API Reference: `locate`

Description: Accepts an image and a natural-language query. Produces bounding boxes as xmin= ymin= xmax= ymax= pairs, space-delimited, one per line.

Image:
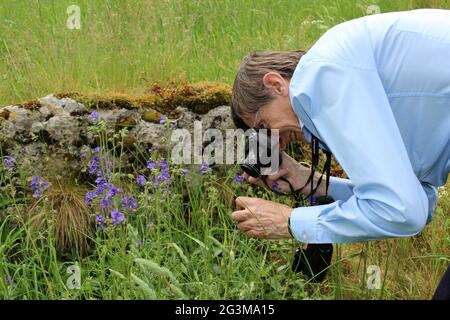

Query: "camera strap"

xmin=260 ymin=134 xmax=332 ymax=206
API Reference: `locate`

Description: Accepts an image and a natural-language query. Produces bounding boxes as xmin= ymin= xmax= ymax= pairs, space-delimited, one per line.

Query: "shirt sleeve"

xmin=328 ymin=176 xmax=354 ymax=202
xmin=289 ymin=59 xmax=430 ymax=243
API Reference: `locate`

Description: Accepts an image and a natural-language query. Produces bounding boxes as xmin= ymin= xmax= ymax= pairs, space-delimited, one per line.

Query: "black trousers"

xmin=432 ymin=265 xmax=450 ymax=300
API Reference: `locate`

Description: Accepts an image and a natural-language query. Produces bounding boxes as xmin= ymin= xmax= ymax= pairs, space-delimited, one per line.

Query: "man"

xmin=230 ymin=9 xmax=449 ymax=298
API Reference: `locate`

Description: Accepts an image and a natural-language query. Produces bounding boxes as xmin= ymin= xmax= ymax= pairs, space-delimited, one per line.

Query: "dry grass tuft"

xmin=27 ymin=182 xmax=94 ymax=257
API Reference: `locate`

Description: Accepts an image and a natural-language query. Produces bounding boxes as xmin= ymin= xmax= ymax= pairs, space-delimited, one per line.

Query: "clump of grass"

xmin=27 ymin=181 xmax=94 ymax=257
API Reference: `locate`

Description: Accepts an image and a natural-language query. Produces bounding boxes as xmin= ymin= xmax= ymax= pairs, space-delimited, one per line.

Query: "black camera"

xmin=239 ymin=129 xmax=334 ymax=283
xmin=240 ymin=129 xmax=282 ymax=179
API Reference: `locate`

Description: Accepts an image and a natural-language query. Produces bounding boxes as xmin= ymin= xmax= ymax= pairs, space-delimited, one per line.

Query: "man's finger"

xmin=235 ymin=196 xmax=259 ymax=210
xmin=266 ymin=168 xmax=289 ymax=183
xmin=231 ymin=209 xmax=252 ymax=222
xmin=237 ymin=219 xmax=254 ymax=231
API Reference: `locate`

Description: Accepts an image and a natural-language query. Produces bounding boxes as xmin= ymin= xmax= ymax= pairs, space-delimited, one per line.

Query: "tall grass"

xmin=1 ymin=0 xmax=449 ymax=105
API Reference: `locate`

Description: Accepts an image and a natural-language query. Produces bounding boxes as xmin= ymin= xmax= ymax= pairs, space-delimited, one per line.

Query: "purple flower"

xmin=93 ymin=146 xmax=100 ymax=153
xmin=121 ymin=196 xmax=138 ymax=210
xmin=159 ymin=159 xmax=168 ymax=170
xmin=136 ymin=175 xmax=146 ymax=187
xmin=233 ymin=174 xmax=245 ymax=183
xmin=271 ymin=183 xmax=280 ymax=192
xmin=306 ymin=196 xmax=318 ymax=206
xmin=88 ymin=156 xmax=100 ymax=175
xmin=95 ymin=214 xmax=107 ymax=230
xmin=30 ymin=176 xmax=50 ymax=199
xmin=106 ymin=185 xmax=123 ymax=200
xmin=100 ymin=196 xmax=114 ymax=210
xmin=147 ymin=160 xmax=156 ymax=170
xmin=85 ymin=191 xmax=97 ymax=208
xmin=156 ymin=169 xmax=171 ymax=185
xmin=110 ymin=208 xmax=125 ymax=225
xmin=159 ymin=115 xmax=167 ymax=125
xmin=170 ymin=120 xmax=177 ymax=127
xmin=182 ymin=168 xmax=188 ymax=175
xmin=200 ymin=162 xmax=212 ymax=176
xmin=89 ymin=111 xmax=99 ymax=122
xmin=136 ymin=239 xmax=142 ymax=246
xmin=4 ymin=156 xmax=14 ymax=169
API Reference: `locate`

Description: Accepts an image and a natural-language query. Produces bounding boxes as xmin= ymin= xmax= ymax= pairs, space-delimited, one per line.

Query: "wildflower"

xmin=147 ymin=160 xmax=156 ymax=170
xmin=121 ymin=196 xmax=138 ymax=210
xmin=30 ymin=176 xmax=50 ymax=199
xmin=85 ymin=191 xmax=97 ymax=208
xmin=159 ymin=159 xmax=168 ymax=170
xmin=233 ymin=174 xmax=245 ymax=183
xmin=306 ymin=196 xmax=318 ymax=206
xmin=136 ymin=175 xmax=146 ymax=187
xmin=136 ymin=239 xmax=142 ymax=246
xmin=182 ymin=168 xmax=188 ymax=175
xmin=156 ymin=168 xmax=171 ymax=185
xmin=159 ymin=115 xmax=168 ymax=125
xmin=170 ymin=120 xmax=177 ymax=127
xmin=106 ymin=185 xmax=123 ymax=200
xmin=95 ymin=214 xmax=107 ymax=230
xmin=88 ymin=111 xmax=99 ymax=122
xmin=271 ymin=183 xmax=280 ymax=192
xmin=100 ymin=196 xmax=114 ymax=210
xmin=200 ymin=162 xmax=212 ymax=176
xmin=93 ymin=146 xmax=100 ymax=153
xmin=4 ymin=156 xmax=14 ymax=169
xmin=110 ymin=208 xmax=125 ymax=225
xmin=88 ymin=156 xmax=100 ymax=175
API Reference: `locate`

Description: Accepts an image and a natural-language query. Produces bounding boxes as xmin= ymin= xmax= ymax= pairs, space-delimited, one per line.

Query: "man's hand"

xmin=242 ymin=151 xmax=327 ymax=197
xmin=231 ymin=196 xmax=293 ymax=239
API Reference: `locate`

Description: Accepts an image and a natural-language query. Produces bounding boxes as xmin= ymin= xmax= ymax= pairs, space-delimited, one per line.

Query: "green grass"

xmin=0 ymin=0 xmax=449 ymax=300
xmin=1 ymin=0 xmax=449 ymax=105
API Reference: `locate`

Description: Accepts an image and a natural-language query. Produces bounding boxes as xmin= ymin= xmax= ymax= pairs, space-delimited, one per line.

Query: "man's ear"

xmin=262 ymin=72 xmax=288 ymax=96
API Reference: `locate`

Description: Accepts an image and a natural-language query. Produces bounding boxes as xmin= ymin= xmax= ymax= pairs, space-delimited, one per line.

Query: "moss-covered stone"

xmin=142 ymin=110 xmax=163 ymax=123
xmin=116 ymin=117 xmax=137 ymax=128
xmin=17 ymin=99 xmax=42 ymax=111
xmin=53 ymin=81 xmax=231 ymax=115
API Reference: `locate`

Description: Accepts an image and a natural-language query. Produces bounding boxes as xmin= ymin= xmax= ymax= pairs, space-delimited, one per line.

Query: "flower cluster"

xmin=85 ymin=148 xmax=137 ymax=230
xmin=30 ymin=176 xmax=50 ymax=199
xmin=138 ymin=159 xmax=173 ymax=195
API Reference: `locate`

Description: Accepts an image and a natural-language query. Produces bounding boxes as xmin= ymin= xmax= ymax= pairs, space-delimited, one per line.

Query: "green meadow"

xmin=0 ymin=0 xmax=449 ymax=300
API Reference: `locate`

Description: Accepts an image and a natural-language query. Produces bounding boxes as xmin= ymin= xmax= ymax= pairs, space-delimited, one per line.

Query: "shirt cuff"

xmin=328 ymin=176 xmax=354 ymax=201
xmin=289 ymin=206 xmax=323 ymax=243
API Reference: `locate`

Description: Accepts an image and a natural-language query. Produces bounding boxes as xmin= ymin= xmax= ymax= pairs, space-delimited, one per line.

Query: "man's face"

xmin=241 ymin=75 xmax=306 ymax=150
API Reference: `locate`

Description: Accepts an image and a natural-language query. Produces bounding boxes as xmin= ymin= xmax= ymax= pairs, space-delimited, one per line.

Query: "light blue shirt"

xmin=289 ymin=9 xmax=450 ymax=243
